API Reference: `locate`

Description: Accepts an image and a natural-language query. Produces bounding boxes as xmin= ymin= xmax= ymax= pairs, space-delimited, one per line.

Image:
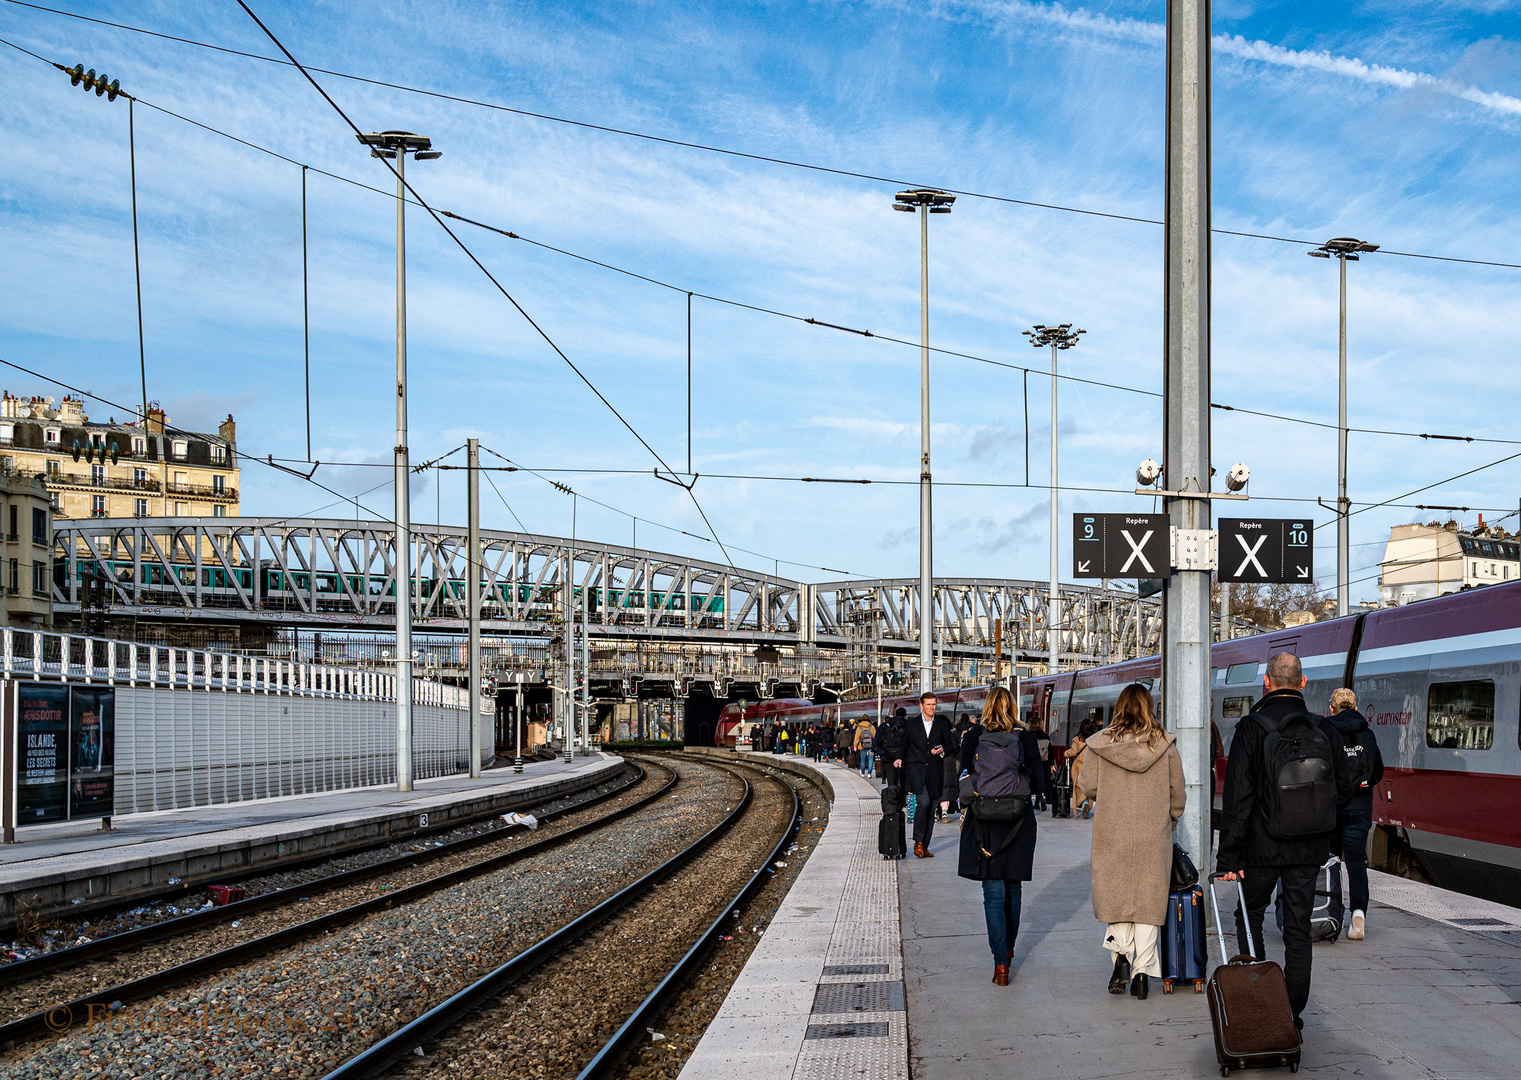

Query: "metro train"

xmin=721 ymin=579 xmax=1521 ymax=905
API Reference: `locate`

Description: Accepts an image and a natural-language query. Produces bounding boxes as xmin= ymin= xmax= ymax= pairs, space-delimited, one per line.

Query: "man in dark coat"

xmin=1326 ymin=687 xmax=1384 ymax=941
xmin=1217 ymin=652 xmax=1352 ymax=1030
xmin=894 ymin=690 xmax=956 ymax=857
xmin=878 ymin=708 xmax=907 ymax=792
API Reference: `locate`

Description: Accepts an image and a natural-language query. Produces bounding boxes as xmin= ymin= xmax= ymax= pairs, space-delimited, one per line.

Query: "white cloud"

xmin=918 ymin=0 xmax=1521 ymax=117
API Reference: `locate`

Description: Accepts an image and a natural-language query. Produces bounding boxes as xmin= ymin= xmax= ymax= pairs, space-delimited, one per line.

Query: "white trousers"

xmin=1104 ymin=921 xmax=1161 ymax=978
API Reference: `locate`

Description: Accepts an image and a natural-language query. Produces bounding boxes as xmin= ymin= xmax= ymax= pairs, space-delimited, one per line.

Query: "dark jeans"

xmin=912 ymin=780 xmax=936 ymax=844
xmin=1235 ymin=864 xmax=1317 ymax=1021
xmin=981 ymin=879 xmax=1023 ymax=963
xmin=1336 ymin=802 xmax=1373 ymax=913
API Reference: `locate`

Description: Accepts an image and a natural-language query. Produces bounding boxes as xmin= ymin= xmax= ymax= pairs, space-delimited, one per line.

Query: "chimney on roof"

xmin=218 ymin=414 xmax=236 ymax=450
xmin=146 ymin=404 xmax=166 ymax=435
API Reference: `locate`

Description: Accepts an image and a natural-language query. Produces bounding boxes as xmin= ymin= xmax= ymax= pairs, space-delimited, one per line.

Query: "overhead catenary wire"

xmin=7 ymin=0 xmax=1521 ymax=271
xmin=0 ymin=354 xmax=396 ymax=523
xmin=6 ymin=35 xmax=1512 ymax=452
xmin=227 ymin=0 xmax=742 ymax=572
xmin=475 ymin=447 xmax=861 ymax=578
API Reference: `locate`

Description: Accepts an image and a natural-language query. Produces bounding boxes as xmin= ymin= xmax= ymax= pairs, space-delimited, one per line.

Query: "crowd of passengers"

xmin=752 ymin=651 xmax=1385 ymax=1042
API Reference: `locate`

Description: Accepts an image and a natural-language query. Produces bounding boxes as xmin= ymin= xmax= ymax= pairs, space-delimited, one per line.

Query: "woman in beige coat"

xmin=1076 ymin=684 xmax=1185 ymax=1000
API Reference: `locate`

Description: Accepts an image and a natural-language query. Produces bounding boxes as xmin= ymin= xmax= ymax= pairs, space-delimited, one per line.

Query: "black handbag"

xmin=1171 ymin=842 xmax=1200 ymax=892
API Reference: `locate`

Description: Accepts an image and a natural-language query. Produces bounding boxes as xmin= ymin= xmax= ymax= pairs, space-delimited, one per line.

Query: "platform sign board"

xmin=11 ymin=683 xmax=115 ymax=825
xmin=1072 ymin=514 xmax=1171 ymax=579
xmin=17 ymin=683 xmax=68 ymax=824
xmin=1218 ymin=519 xmax=1314 ymax=584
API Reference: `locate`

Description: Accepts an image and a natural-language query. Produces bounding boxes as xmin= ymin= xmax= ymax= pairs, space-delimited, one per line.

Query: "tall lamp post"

xmin=357 ymin=130 xmax=442 ymax=792
xmin=892 ymin=187 xmax=955 ymax=693
xmin=1023 ymin=324 xmax=1084 ymax=674
xmin=1309 ymin=237 xmax=1378 ymax=618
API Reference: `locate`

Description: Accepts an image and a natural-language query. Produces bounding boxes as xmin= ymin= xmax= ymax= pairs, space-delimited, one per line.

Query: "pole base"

xmin=513 ymin=757 xmax=524 ymax=773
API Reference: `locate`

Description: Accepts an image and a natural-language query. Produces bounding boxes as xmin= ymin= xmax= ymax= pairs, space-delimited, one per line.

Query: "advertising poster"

xmin=69 ymin=687 xmax=115 ymax=818
xmin=17 ymin=683 xmax=69 ymax=824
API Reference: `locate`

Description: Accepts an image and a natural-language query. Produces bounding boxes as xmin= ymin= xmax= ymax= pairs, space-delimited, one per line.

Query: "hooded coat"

xmin=1077 ymin=728 xmax=1186 ymax=925
xmin=1327 ymin=707 xmax=1385 ymax=809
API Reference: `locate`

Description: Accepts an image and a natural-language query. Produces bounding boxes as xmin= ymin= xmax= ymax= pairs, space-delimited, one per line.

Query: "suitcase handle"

xmin=1206 ymin=873 xmax=1254 ymax=965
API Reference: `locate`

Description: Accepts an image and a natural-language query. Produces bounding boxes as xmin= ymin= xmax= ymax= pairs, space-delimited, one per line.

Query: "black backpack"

xmin=1340 ymin=733 xmax=1375 ymax=793
xmin=1259 ymin=711 xmax=1339 ymax=838
xmin=966 ymin=731 xmax=1031 ymax=858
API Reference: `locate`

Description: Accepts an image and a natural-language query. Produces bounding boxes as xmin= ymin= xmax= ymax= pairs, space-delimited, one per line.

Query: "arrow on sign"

xmin=1078 ymin=560 xmax=1091 ymax=574
xmin=1119 ymin=530 xmax=1155 ymax=574
xmin=1296 ymin=565 xmax=1311 ymax=579
xmin=1233 ymin=533 xmax=1269 ymax=578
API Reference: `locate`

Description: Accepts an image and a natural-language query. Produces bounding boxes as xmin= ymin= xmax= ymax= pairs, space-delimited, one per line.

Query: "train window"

xmin=1225 ymin=663 xmax=1260 ymax=685
xmin=1221 ymin=696 xmax=1253 ymax=720
xmin=1426 ymin=681 xmax=1494 ymax=751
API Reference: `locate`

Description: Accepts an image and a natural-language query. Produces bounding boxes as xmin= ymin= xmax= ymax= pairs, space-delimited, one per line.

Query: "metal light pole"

xmin=513 ymin=673 xmax=525 ymax=773
xmin=1310 ymin=237 xmax=1378 ymax=617
xmin=1023 ymin=324 xmax=1085 ymax=675
xmin=356 ymin=130 xmax=442 ymax=792
xmin=892 ymin=188 xmax=955 ymax=693
xmin=466 ymin=438 xmax=482 ymax=778
xmin=1163 ymin=0 xmax=1213 ymax=865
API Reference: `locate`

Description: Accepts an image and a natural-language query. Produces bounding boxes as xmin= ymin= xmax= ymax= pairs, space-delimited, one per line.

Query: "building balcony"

xmin=28 ymin=468 xmax=163 ymax=494
xmin=166 ymin=480 xmax=238 ymax=501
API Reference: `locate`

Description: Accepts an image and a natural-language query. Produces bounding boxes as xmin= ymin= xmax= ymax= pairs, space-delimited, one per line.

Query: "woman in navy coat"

xmin=958 ymin=684 xmax=1046 ymax=986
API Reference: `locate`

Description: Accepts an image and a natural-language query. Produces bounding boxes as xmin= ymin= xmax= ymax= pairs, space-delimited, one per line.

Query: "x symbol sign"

xmin=1234 ymin=534 xmax=1269 ymax=578
xmin=1119 ymin=530 xmax=1154 ymax=574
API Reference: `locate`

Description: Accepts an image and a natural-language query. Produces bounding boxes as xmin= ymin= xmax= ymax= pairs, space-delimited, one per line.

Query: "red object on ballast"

xmin=205 ymin=885 xmax=246 ymax=906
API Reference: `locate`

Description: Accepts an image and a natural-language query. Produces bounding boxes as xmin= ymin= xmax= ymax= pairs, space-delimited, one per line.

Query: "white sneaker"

xmin=1348 ymin=911 xmax=1365 ymax=940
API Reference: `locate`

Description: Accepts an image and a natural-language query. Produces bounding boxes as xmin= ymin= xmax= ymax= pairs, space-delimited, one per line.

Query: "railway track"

xmin=323 ymin=755 xmax=807 ymax=1080
xmin=0 ymin=761 xmax=678 ymax=1047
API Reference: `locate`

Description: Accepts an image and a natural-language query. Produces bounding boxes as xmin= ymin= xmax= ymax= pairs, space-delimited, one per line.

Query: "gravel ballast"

xmin=382 ymin=756 xmax=805 ymax=1080
xmin=1 ymin=757 xmax=741 ymax=1078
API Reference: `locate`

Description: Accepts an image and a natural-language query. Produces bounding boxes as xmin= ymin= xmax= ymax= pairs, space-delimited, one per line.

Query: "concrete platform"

xmin=682 ymin=753 xmax=1521 ymax=1080
xmin=681 ymin=752 xmax=909 ymax=1080
xmin=1 ymin=753 xmax=623 ymax=926
xmin=902 ymin=811 xmax=1521 ymax=1080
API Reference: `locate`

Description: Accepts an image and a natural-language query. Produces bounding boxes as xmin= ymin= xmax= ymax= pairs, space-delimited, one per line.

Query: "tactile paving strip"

xmin=793 ymin=766 xmax=909 ymax=1080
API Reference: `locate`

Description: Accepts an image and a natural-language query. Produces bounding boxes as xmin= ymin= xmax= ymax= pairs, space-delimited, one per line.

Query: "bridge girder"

xmin=53 ymin=517 xmax=1161 ymax=665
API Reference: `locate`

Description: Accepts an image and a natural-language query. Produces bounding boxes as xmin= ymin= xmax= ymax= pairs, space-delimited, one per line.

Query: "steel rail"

xmin=0 ymin=762 xmax=678 ymax=1047
xmin=576 ymin=759 xmax=804 ymax=1080
xmin=0 ymin=764 xmax=646 ymax=989
xmin=320 ymin=759 xmax=770 ymax=1080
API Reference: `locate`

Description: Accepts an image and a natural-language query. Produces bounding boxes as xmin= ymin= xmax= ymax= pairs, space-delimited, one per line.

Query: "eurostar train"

xmin=719 ymin=580 xmax=1521 ymax=904
xmin=1020 ymin=580 xmax=1521 ymax=904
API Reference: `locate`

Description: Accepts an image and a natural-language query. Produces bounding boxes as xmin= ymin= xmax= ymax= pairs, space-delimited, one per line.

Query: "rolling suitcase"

xmin=1161 ymin=886 xmax=1208 ymax=994
xmin=878 ymin=810 xmax=907 ymax=860
xmin=1207 ymin=876 xmax=1302 ymax=1076
xmin=1050 ymin=761 xmax=1073 ymax=818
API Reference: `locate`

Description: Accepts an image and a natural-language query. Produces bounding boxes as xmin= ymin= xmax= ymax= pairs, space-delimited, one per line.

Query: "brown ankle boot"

xmin=914 ymin=841 xmax=929 ymax=858
xmin=992 ymin=964 xmax=1009 ymax=986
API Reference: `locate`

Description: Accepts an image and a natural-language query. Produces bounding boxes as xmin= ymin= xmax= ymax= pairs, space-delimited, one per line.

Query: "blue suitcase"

xmin=1161 ymin=886 xmax=1208 ymax=994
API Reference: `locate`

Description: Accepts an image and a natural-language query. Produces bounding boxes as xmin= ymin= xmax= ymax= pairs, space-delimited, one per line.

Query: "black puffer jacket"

xmin=1327 ymin=708 xmax=1385 ymax=808
xmin=1216 ymin=688 xmax=1353 ymax=872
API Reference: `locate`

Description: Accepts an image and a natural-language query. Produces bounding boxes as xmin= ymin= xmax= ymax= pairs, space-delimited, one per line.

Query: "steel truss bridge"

xmin=53 ymin=517 xmax=1164 ymax=668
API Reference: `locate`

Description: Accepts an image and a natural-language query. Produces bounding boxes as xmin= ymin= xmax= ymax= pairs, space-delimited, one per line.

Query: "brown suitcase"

xmin=1206 ymin=877 xmax=1302 ymax=1076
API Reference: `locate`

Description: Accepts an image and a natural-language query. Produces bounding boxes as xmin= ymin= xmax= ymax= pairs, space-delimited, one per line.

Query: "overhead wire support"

xmin=229 ymin=0 xmax=739 ymax=573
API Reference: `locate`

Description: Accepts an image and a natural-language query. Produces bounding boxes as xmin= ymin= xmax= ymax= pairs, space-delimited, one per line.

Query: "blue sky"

xmin=3 ymin=0 xmax=1520 ymax=599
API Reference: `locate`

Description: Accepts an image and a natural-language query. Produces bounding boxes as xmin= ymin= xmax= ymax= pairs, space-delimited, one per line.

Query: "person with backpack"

xmin=957 ymin=685 xmax=1044 ymax=986
xmin=1327 ymin=687 xmax=1384 ymax=942
xmin=1076 ymin=684 xmax=1185 ymax=1000
xmin=856 ymin=718 xmax=876 ymax=777
xmin=1216 ymin=652 xmax=1352 ymax=1032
